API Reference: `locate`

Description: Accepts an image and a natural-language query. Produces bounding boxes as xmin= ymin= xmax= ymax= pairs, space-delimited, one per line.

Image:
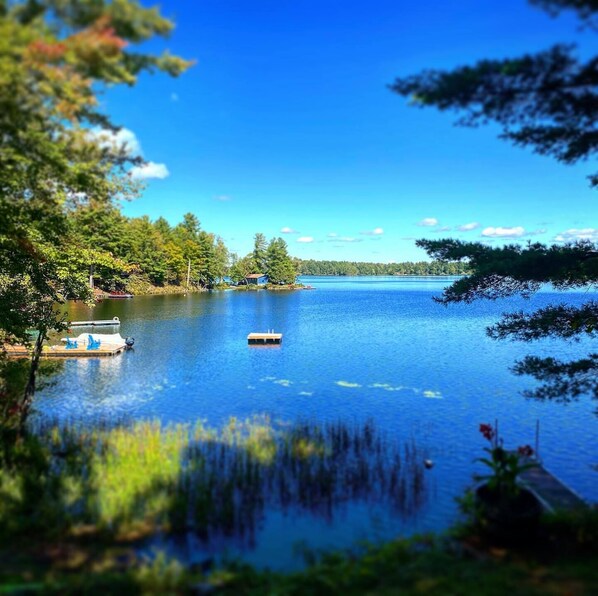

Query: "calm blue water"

xmin=33 ymin=276 xmax=597 ymax=569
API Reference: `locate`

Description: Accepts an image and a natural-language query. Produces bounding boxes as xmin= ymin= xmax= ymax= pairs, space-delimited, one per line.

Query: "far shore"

xmin=96 ymin=274 xmax=464 ymax=298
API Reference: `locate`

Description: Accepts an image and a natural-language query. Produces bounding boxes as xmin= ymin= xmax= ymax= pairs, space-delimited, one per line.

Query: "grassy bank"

xmin=1 ymin=513 xmax=596 ymax=594
xmin=117 ymin=277 xmax=306 ymax=296
xmin=123 ymin=275 xmax=206 ymax=296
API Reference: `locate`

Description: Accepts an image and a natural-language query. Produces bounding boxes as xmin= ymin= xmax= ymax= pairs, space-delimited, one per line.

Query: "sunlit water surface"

xmin=33 ymin=276 xmax=597 ymax=569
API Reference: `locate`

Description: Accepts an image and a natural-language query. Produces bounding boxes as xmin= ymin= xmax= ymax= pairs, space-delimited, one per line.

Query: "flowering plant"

xmin=475 ymin=423 xmax=535 ymax=500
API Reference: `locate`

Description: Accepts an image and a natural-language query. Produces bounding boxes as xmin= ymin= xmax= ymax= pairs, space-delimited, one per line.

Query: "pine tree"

xmin=266 ymin=238 xmax=297 ymax=285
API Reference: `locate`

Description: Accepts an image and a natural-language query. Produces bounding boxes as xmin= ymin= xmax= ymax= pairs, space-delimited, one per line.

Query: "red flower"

xmin=517 ymin=445 xmax=534 ymax=458
xmin=479 ymin=423 xmax=495 ymax=442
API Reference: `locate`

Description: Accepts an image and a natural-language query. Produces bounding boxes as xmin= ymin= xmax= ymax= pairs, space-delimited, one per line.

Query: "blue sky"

xmin=105 ymin=0 xmax=596 ymax=262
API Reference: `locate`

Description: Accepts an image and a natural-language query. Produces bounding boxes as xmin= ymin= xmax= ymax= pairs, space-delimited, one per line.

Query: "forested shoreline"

xmin=297 ymin=259 xmax=469 ymax=277
xmin=73 ymin=206 xmax=469 ymax=294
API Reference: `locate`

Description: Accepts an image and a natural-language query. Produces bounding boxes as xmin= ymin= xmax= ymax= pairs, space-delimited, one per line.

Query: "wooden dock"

xmin=247 ymin=332 xmax=283 ymax=345
xmin=4 ymin=344 xmax=126 ymax=359
xmin=520 ymin=461 xmax=587 ymax=512
xmin=69 ymin=317 xmax=120 ymax=327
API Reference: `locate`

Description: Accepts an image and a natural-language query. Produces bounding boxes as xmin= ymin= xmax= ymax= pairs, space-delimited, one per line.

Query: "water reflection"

xmin=24 ymin=415 xmax=431 ymax=565
xmin=177 ymin=418 xmax=430 ymax=549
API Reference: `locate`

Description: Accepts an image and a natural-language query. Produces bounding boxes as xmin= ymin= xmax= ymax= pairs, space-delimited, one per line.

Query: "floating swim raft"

xmin=247 ymin=331 xmax=283 ymax=345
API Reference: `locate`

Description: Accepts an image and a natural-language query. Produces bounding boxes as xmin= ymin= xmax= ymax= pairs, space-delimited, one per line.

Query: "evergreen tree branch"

xmin=389 ymin=44 xmax=598 ymax=185
xmin=513 ymin=354 xmax=598 ymax=402
xmin=488 ymin=301 xmax=598 ymax=340
xmin=417 ymin=239 xmax=598 ymax=303
xmin=530 ymin=0 xmax=598 ymax=30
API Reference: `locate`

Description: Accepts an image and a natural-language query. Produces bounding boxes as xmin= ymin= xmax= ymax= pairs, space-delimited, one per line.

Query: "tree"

xmin=171 ymin=215 xmax=226 ymax=288
xmin=196 ymin=231 xmax=218 ymax=288
xmin=162 ymin=240 xmax=186 ymax=285
xmin=0 ymin=0 xmax=192 ymax=421
xmin=253 ymin=233 xmax=268 ymax=273
xmin=176 ymin=213 xmax=201 ymax=243
xmin=390 ymin=0 xmax=597 ymax=404
xmin=265 ymin=237 xmax=297 ymax=285
xmin=154 ymin=217 xmax=173 ymax=241
xmin=127 ymin=217 xmax=169 ymax=285
xmin=229 ymin=253 xmax=254 ymax=284
xmin=213 ymin=236 xmax=229 ymax=283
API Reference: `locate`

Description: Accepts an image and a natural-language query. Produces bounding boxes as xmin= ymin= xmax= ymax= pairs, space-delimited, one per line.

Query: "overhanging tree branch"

xmin=513 ymin=354 xmax=598 ymax=402
xmin=488 ymin=302 xmax=598 ymax=341
xmin=390 ymin=44 xmax=598 ymax=186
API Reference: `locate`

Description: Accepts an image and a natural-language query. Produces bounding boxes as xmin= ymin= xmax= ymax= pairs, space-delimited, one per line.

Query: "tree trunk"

xmin=20 ymin=327 xmax=46 ymax=427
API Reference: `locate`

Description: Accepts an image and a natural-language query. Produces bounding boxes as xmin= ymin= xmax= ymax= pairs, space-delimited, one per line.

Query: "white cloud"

xmin=554 ymin=228 xmax=598 ymax=242
xmin=215 ymin=195 xmax=231 ymax=201
xmin=297 ymin=236 xmax=314 ymax=243
xmin=281 ymin=226 xmax=298 ymax=234
xmin=481 ymin=226 xmax=525 ymax=238
xmin=327 ymin=232 xmax=338 ymax=238
xmin=130 ymin=161 xmax=170 ymax=180
xmin=458 ymin=222 xmax=480 ymax=232
xmin=361 ymin=227 xmax=384 ymax=236
xmin=90 ymin=127 xmax=141 ymax=156
xmin=418 ymin=217 xmax=438 ymax=227
xmin=434 ymin=226 xmax=452 ymax=233
xmin=91 ymin=127 xmax=170 ymax=182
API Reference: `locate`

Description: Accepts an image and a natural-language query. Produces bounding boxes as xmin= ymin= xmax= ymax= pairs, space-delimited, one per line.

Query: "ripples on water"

xmin=33 ymin=276 xmax=597 ymax=568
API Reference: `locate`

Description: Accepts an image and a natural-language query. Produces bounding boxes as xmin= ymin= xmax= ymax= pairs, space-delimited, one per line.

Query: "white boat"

xmin=61 ymin=333 xmax=132 ymax=347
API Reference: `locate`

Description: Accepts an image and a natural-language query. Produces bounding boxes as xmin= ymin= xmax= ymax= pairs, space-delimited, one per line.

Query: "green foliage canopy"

xmin=265 ymin=237 xmax=297 ymax=284
xmin=0 ymin=0 xmax=192 ymax=415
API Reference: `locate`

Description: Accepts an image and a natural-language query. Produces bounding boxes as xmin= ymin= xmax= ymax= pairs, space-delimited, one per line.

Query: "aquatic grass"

xmin=0 ymin=416 xmax=431 ymax=550
xmin=89 ymin=421 xmax=190 ymax=531
xmin=178 ymin=418 xmax=430 ymax=544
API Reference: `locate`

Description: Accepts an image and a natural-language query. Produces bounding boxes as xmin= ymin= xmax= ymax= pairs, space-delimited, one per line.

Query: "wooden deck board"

xmin=5 ymin=344 xmax=125 ymax=358
xmin=520 ymin=461 xmax=587 ymax=512
xmin=247 ymin=332 xmax=283 ymax=344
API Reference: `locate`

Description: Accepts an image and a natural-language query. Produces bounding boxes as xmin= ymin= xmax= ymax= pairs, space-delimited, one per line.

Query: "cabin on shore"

xmin=245 ymin=273 xmax=268 ymax=285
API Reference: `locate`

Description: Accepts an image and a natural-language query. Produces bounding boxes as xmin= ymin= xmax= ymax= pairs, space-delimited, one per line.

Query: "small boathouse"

xmin=245 ymin=273 xmax=268 ymax=285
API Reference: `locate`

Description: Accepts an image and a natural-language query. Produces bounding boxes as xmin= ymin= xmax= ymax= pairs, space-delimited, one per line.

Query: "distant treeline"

xmin=73 ymin=205 xmax=468 ymax=292
xmin=73 ymin=206 xmax=298 ymax=290
xmin=297 ymin=259 xmax=470 ymax=277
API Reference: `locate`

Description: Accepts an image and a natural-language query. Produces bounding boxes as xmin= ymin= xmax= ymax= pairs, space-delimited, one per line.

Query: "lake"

xmin=33 ymin=276 xmax=597 ymax=569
